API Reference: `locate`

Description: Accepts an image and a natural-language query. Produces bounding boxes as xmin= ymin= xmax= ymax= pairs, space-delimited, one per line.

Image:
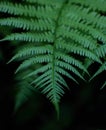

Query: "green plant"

xmin=0 ymin=0 xmax=106 ymax=116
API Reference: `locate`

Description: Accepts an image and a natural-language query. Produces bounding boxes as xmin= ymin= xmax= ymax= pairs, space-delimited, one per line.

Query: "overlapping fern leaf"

xmin=0 ymin=0 xmax=106 ymax=114
xmin=90 ymin=44 xmax=106 ymax=89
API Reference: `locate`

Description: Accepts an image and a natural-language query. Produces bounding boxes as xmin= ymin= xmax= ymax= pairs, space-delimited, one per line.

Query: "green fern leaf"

xmin=55 ymin=60 xmax=85 ymax=80
xmin=8 ymin=44 xmax=53 ymax=63
xmin=69 ymin=0 xmax=106 ymax=12
xmin=95 ymin=44 xmax=106 ymax=58
xmin=61 ymin=4 xmax=106 ymax=29
xmin=90 ymin=61 xmax=106 ymax=80
xmin=15 ymin=55 xmax=52 ymax=73
xmin=0 ymin=2 xmax=57 ymax=19
xmin=61 ymin=19 xmax=106 ymax=44
xmin=2 ymin=32 xmax=54 ymax=43
xmin=0 ymin=0 xmax=106 ymax=114
xmin=56 ymin=42 xmax=101 ymax=63
xmin=100 ymin=81 xmax=106 ymax=90
xmin=0 ymin=18 xmax=55 ymax=31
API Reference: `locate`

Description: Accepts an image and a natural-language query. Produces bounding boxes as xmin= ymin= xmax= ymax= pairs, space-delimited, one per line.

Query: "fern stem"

xmin=51 ymin=0 xmax=68 ymax=117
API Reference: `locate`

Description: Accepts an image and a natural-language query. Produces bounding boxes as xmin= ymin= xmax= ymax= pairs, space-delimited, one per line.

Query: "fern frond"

xmin=31 ymin=70 xmax=52 ymax=84
xmin=24 ymin=63 xmax=52 ymax=79
xmin=8 ymin=44 xmax=53 ymax=63
xmin=55 ymin=67 xmax=78 ymax=84
xmin=95 ymin=44 xmax=106 ymax=58
xmin=100 ymin=81 xmax=106 ymax=90
xmin=60 ymin=20 xmax=106 ymax=44
xmin=61 ymin=5 xmax=106 ymax=29
xmin=16 ymin=55 xmax=52 ymax=73
xmin=56 ymin=60 xmax=85 ymax=80
xmin=69 ymin=0 xmax=106 ymax=12
xmin=56 ymin=52 xmax=89 ymax=74
xmin=2 ymin=32 xmax=54 ymax=43
xmin=56 ymin=42 xmax=101 ymax=63
xmin=57 ymin=29 xmax=97 ymax=49
xmin=0 ymin=0 xmax=106 ymax=113
xmin=14 ymin=68 xmax=37 ymax=112
xmin=30 ymin=69 xmax=67 ymax=116
xmin=32 ymin=71 xmax=68 ymax=90
xmin=35 ymin=75 xmax=51 ymax=87
xmin=90 ymin=61 xmax=106 ymax=80
xmin=0 ymin=2 xmax=57 ymax=19
xmin=0 ymin=18 xmax=55 ymax=31
xmin=14 ymin=83 xmax=34 ymax=112
xmin=55 ymin=73 xmax=68 ymax=89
